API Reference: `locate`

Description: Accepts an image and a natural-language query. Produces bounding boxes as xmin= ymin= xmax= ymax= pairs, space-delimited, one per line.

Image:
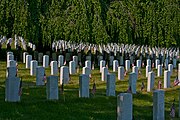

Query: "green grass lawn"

xmin=0 ymin=61 xmax=180 ymax=120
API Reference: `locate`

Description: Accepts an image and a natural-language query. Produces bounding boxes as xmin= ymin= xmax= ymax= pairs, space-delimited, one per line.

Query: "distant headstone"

xmin=157 ymin=65 xmax=163 ymax=77
xmin=30 ymin=60 xmax=38 ymax=76
xmin=117 ymin=93 xmax=132 ymax=120
xmin=164 ymin=71 xmax=170 ymax=88
xmin=146 ymin=66 xmax=151 ymax=77
xmin=164 ymin=59 xmax=168 ymax=70
xmin=69 ymin=61 xmax=76 ymax=75
xmin=52 ymin=53 xmax=57 ymax=61
xmin=7 ymin=60 xmax=16 ymax=68
xmin=79 ymin=74 xmax=89 ymax=98
xmin=147 ymin=71 xmax=155 ymax=92
xmin=102 ymin=67 xmax=108 ymax=81
xmin=7 ymin=54 xmax=14 ymax=64
xmin=46 ymin=76 xmax=59 ymax=100
xmin=36 ymin=66 xmax=45 ymax=86
xmin=129 ymin=72 xmax=137 ymax=94
xmin=26 ymin=55 xmax=32 ymax=68
xmin=153 ymin=90 xmax=164 ymax=120
xmin=82 ymin=67 xmax=91 ymax=76
xmin=106 ymin=74 xmax=116 ymax=96
xmin=168 ymin=64 xmax=173 ymax=76
xmin=100 ymin=60 xmax=106 ymax=73
xmin=125 ymin=60 xmax=130 ymax=71
xmin=155 ymin=59 xmax=160 ymax=69
xmin=98 ymin=56 xmax=103 ymax=66
xmin=43 ymin=55 xmax=49 ymax=68
xmin=51 ymin=61 xmax=58 ymax=75
xmin=38 ymin=53 xmax=43 ymax=63
xmin=136 ymin=60 xmax=141 ymax=69
xmin=73 ymin=56 xmax=78 ymax=68
xmin=113 ymin=60 xmax=118 ymax=72
xmin=58 ymin=55 xmax=64 ymax=67
xmin=85 ymin=60 xmax=91 ymax=69
xmin=23 ymin=52 xmax=28 ymax=63
xmin=60 ymin=66 xmax=69 ymax=85
xmin=132 ymin=66 xmax=138 ymax=79
xmin=147 ymin=59 xmax=151 ymax=67
xmin=118 ymin=66 xmax=124 ymax=80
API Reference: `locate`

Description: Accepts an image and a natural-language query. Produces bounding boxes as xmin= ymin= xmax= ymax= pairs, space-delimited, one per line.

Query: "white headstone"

xmin=69 ymin=61 xmax=76 ymax=75
xmin=125 ymin=60 xmax=130 ymax=71
xmin=26 ymin=55 xmax=32 ymax=68
xmin=58 ymin=55 xmax=64 ymax=67
xmin=36 ymin=66 xmax=45 ymax=86
xmin=118 ymin=66 xmax=124 ymax=80
xmin=79 ymin=74 xmax=89 ymax=98
xmin=43 ymin=55 xmax=49 ymax=68
xmin=164 ymin=71 xmax=170 ymax=88
xmin=146 ymin=66 xmax=151 ymax=77
xmin=164 ymin=59 xmax=168 ymax=69
xmin=168 ymin=64 xmax=173 ymax=76
xmin=157 ymin=65 xmax=163 ymax=77
xmin=100 ymin=60 xmax=106 ymax=73
xmin=23 ymin=52 xmax=28 ymax=63
xmin=51 ymin=61 xmax=58 ymax=75
xmin=153 ymin=90 xmax=164 ymax=120
xmin=60 ymin=66 xmax=69 ymax=85
xmin=98 ymin=56 xmax=103 ymax=66
xmin=102 ymin=67 xmax=108 ymax=81
xmin=147 ymin=71 xmax=155 ymax=92
xmin=46 ymin=76 xmax=59 ymax=100
xmin=129 ymin=72 xmax=137 ymax=94
xmin=147 ymin=59 xmax=151 ymax=67
xmin=136 ymin=60 xmax=141 ymax=69
xmin=113 ymin=60 xmax=119 ymax=72
xmin=155 ymin=59 xmax=160 ymax=69
xmin=132 ymin=66 xmax=138 ymax=79
xmin=7 ymin=60 xmax=16 ymax=68
xmin=30 ymin=60 xmax=38 ymax=76
xmin=82 ymin=67 xmax=91 ymax=75
xmin=73 ymin=56 xmax=78 ymax=68
xmin=106 ymin=74 xmax=116 ymax=96
xmin=5 ymin=77 xmax=20 ymax=102
xmin=85 ymin=60 xmax=91 ymax=69
xmin=7 ymin=54 xmax=14 ymax=64
xmin=117 ymin=93 xmax=132 ymax=120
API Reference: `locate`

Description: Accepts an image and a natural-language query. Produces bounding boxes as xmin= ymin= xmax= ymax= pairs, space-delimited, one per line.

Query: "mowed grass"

xmin=0 ymin=61 xmax=180 ymax=120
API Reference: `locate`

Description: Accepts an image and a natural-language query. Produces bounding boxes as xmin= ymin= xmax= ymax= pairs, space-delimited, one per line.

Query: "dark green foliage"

xmin=0 ymin=0 xmax=179 ymax=47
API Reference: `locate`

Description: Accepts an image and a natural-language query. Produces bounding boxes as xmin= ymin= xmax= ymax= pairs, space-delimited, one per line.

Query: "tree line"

xmin=0 ymin=0 xmax=179 ymax=51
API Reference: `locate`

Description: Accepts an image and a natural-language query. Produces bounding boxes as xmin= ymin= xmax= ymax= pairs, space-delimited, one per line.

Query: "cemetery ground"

xmin=0 ymin=61 xmax=180 ymax=120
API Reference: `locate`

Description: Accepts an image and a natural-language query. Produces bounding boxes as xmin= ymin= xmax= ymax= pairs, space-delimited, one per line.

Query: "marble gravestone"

xmin=132 ymin=66 xmax=138 ymax=79
xmin=5 ymin=77 xmax=20 ymax=102
xmin=46 ymin=76 xmax=59 ymax=100
xmin=7 ymin=60 xmax=16 ymax=68
xmin=155 ymin=59 xmax=160 ymax=69
xmin=136 ymin=60 xmax=141 ymax=69
xmin=117 ymin=93 xmax=132 ymax=120
xmin=157 ymin=65 xmax=163 ymax=77
xmin=30 ymin=60 xmax=38 ymax=76
xmin=36 ymin=66 xmax=45 ymax=86
xmin=58 ymin=55 xmax=64 ymax=67
xmin=43 ymin=55 xmax=49 ymax=68
xmin=60 ymin=66 xmax=69 ymax=85
xmin=118 ymin=66 xmax=124 ymax=80
xmin=164 ymin=71 xmax=170 ymax=88
xmin=82 ymin=67 xmax=91 ymax=76
xmin=6 ymin=67 xmax=17 ymax=78
xmin=125 ymin=60 xmax=130 ymax=72
xmin=69 ymin=61 xmax=76 ymax=75
xmin=168 ymin=64 xmax=173 ymax=76
xmin=129 ymin=72 xmax=137 ymax=94
xmin=102 ymin=67 xmax=108 ymax=82
xmin=73 ymin=56 xmax=78 ymax=68
xmin=153 ymin=90 xmax=164 ymax=120
xmin=79 ymin=74 xmax=89 ymax=98
xmin=23 ymin=52 xmax=28 ymax=63
xmin=26 ymin=55 xmax=32 ymax=69
xmin=147 ymin=59 xmax=151 ymax=67
xmin=146 ymin=66 xmax=151 ymax=77
xmin=7 ymin=54 xmax=14 ymax=64
xmin=147 ymin=71 xmax=155 ymax=92
xmin=113 ymin=60 xmax=118 ymax=72
xmin=100 ymin=60 xmax=106 ymax=73
xmin=106 ymin=73 xmax=116 ymax=96
xmin=51 ymin=61 xmax=58 ymax=75
xmin=85 ymin=60 xmax=91 ymax=69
